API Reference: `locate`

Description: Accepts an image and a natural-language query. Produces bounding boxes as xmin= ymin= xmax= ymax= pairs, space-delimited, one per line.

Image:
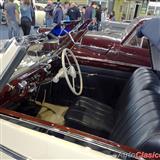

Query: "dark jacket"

xmin=84 ymin=6 xmax=94 ymax=20
xmin=67 ymin=6 xmax=80 ymax=20
xmin=44 ymin=4 xmax=54 ymax=17
xmin=96 ymin=8 xmax=101 ymax=22
xmin=53 ymin=6 xmax=63 ymax=24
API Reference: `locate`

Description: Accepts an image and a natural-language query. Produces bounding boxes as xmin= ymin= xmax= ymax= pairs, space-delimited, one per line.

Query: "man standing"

xmin=44 ymin=0 xmax=54 ymax=27
xmin=96 ymin=4 xmax=102 ymax=31
xmin=4 ymin=0 xmax=20 ymax=39
xmin=0 ymin=0 xmax=3 ymax=25
xmin=84 ymin=1 xmax=97 ymax=30
xmin=53 ymin=3 xmax=63 ymax=24
xmin=67 ymin=3 xmax=80 ymax=21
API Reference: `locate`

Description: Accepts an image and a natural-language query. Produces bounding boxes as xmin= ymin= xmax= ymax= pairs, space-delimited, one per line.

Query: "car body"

xmin=0 ymin=20 xmax=159 ymax=160
xmin=71 ymin=17 xmax=152 ymax=72
xmin=39 ymin=17 xmax=152 ymax=72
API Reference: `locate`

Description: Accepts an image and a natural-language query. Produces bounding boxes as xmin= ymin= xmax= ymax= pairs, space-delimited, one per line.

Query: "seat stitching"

xmin=112 ymin=100 xmax=160 ymax=140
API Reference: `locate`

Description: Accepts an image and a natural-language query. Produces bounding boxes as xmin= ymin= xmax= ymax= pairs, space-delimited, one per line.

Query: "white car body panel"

xmin=0 ymin=119 xmax=120 ymax=160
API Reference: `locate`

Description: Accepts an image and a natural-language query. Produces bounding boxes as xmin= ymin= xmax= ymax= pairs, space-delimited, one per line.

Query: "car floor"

xmin=35 ymin=101 xmax=69 ymax=125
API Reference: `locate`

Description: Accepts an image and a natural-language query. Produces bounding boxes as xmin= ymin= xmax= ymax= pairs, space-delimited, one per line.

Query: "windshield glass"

xmin=87 ymin=17 xmax=146 ymax=40
xmin=0 ymin=36 xmax=59 ymax=92
xmin=0 ymin=38 xmax=20 ymax=79
xmin=0 ymin=20 xmax=92 ymax=91
xmin=121 ymin=17 xmax=152 ymax=40
xmin=11 ymin=44 xmax=53 ymax=79
xmin=121 ymin=18 xmax=140 ymax=38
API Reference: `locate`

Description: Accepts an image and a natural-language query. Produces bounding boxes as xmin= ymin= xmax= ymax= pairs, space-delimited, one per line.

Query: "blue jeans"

xmin=8 ymin=21 xmax=20 ymax=39
xmin=46 ymin=17 xmax=53 ymax=27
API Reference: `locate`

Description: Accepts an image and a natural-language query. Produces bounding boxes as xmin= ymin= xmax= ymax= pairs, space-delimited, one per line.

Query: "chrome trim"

xmin=0 ymin=144 xmax=31 ymax=160
xmin=75 ymin=55 xmax=150 ymax=69
xmin=77 ymin=44 xmax=110 ymax=52
xmin=0 ymin=114 xmax=144 ymax=160
xmin=86 ymin=33 xmax=122 ymax=41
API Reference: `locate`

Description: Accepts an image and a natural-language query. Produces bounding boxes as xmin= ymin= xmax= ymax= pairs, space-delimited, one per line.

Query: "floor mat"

xmin=35 ymin=101 xmax=68 ymax=125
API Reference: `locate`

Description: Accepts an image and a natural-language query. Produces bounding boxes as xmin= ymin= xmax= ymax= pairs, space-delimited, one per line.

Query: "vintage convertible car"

xmin=0 ymin=20 xmax=160 ymax=160
xmin=38 ymin=17 xmax=152 ymax=72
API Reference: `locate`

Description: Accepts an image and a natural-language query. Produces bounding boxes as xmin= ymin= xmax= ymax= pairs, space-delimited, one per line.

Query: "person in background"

xmin=29 ymin=0 xmax=36 ymax=34
xmin=0 ymin=0 xmax=3 ymax=24
xmin=53 ymin=2 xmax=63 ymax=24
xmin=109 ymin=10 xmax=115 ymax=21
xmin=95 ymin=4 xmax=101 ymax=31
xmin=121 ymin=13 xmax=126 ymax=21
xmin=84 ymin=1 xmax=97 ymax=30
xmin=4 ymin=0 xmax=20 ymax=38
xmin=63 ymin=1 xmax=70 ymax=21
xmin=31 ymin=1 xmax=35 ymax=27
xmin=20 ymin=0 xmax=33 ymax=35
xmin=44 ymin=0 xmax=53 ymax=27
xmin=81 ymin=6 xmax=86 ymax=23
xmin=67 ymin=2 xmax=80 ymax=21
xmin=101 ymin=7 xmax=107 ymax=21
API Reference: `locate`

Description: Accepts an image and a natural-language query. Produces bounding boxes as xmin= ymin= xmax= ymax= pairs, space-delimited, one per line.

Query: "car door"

xmin=108 ymin=30 xmax=151 ymax=68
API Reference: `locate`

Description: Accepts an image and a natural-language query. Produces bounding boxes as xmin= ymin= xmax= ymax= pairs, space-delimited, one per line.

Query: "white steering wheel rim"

xmin=62 ymin=48 xmax=83 ymax=96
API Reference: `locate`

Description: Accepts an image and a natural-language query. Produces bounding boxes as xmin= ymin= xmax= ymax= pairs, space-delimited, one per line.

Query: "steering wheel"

xmin=62 ymin=48 xmax=83 ymax=96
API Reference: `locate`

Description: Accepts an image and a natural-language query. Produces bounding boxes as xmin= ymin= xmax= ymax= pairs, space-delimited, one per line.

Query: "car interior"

xmin=1 ymin=21 xmax=160 ymax=154
xmin=126 ymin=30 xmax=150 ymax=49
xmin=3 ymin=46 xmax=160 ymax=154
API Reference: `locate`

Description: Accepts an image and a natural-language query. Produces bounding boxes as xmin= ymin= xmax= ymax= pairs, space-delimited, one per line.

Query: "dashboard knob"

xmin=28 ymin=83 xmax=37 ymax=93
xmin=18 ymin=81 xmax=28 ymax=89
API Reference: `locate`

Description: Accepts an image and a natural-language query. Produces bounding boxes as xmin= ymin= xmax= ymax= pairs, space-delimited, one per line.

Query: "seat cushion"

xmin=65 ymin=96 xmax=114 ymax=137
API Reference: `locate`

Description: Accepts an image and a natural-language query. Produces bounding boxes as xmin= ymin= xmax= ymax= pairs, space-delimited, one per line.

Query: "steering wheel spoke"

xmin=72 ymin=77 xmax=75 ymax=90
xmin=62 ymin=48 xmax=83 ymax=95
xmin=65 ymin=54 xmax=72 ymax=66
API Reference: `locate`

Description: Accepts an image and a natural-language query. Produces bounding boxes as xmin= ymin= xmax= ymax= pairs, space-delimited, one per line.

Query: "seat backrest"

xmin=111 ymin=90 xmax=160 ymax=153
xmin=116 ymin=67 xmax=160 ymax=110
xmin=111 ymin=67 xmax=160 ymax=153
